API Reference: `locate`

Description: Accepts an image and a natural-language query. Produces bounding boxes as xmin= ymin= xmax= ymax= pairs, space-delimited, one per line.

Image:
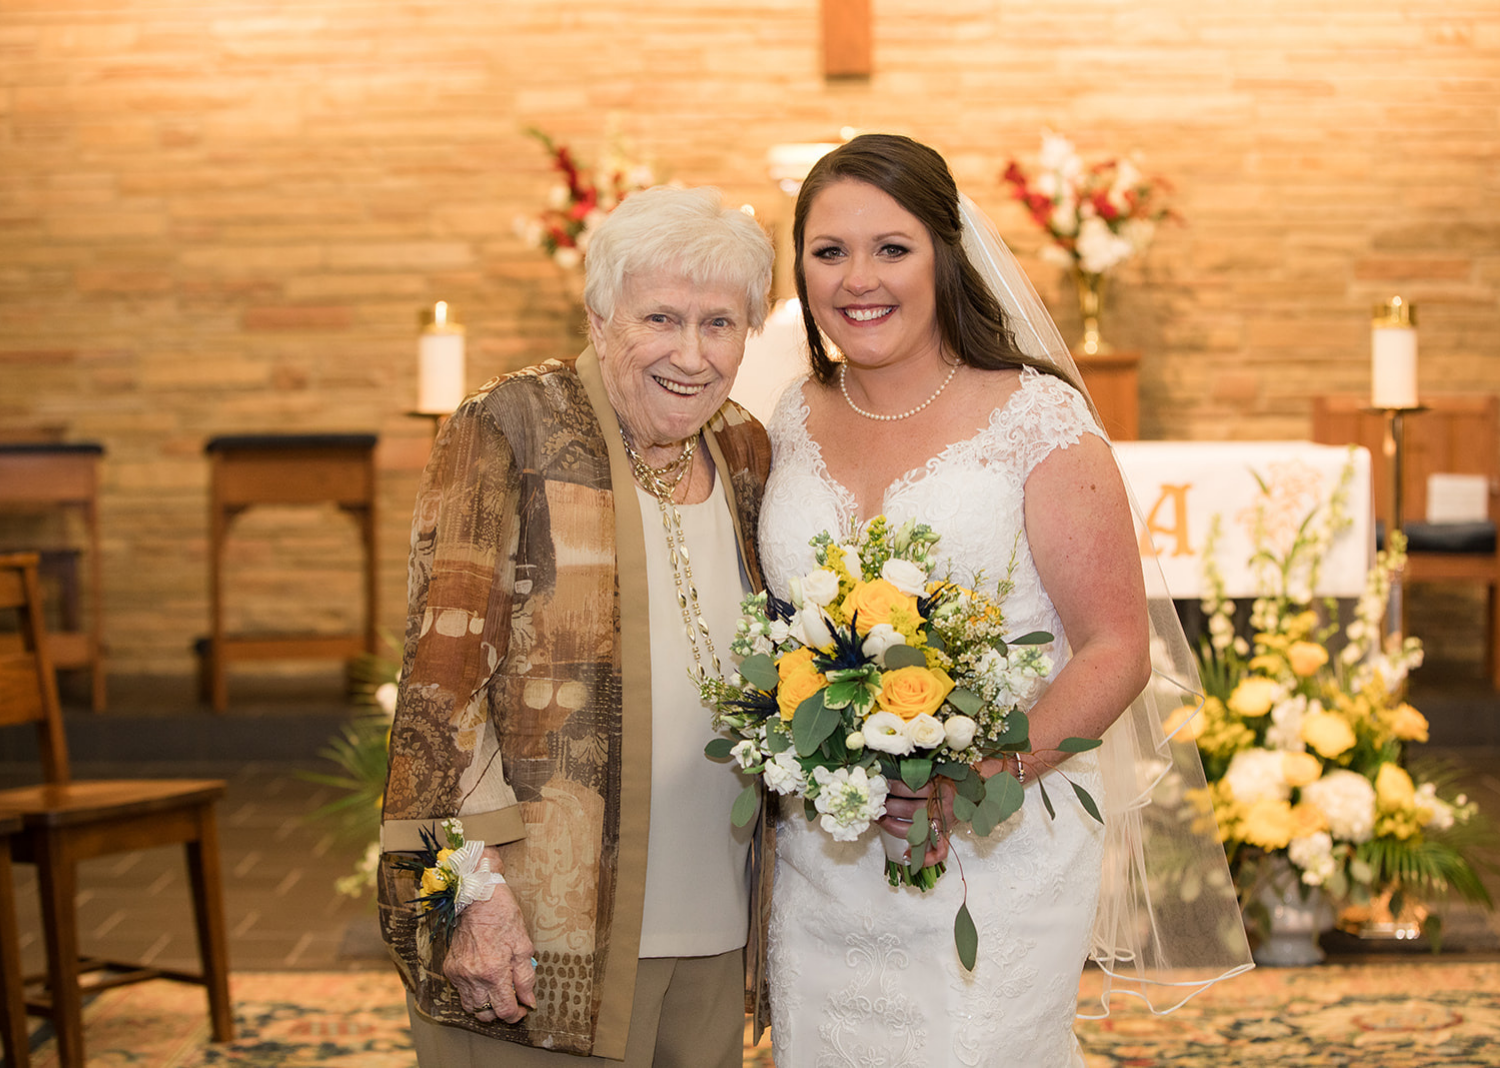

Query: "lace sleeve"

xmin=1001 ymin=369 xmax=1108 ymax=483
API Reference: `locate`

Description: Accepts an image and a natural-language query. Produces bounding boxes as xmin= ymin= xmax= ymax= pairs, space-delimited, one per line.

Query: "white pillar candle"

xmin=418 ymin=301 xmax=466 ymax=414
xmin=1370 ymin=297 xmax=1417 ymax=410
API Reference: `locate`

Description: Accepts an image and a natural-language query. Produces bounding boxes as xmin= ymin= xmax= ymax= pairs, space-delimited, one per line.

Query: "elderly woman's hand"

xmin=877 ymin=778 xmax=958 ymax=867
xmin=442 ymin=849 xmax=537 ymax=1024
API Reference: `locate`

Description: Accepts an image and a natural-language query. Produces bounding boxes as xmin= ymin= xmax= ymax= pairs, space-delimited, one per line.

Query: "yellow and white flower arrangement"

xmin=1183 ymin=456 xmax=1493 ymax=935
xmin=392 ymin=818 xmax=505 ymax=941
xmin=700 ymin=516 xmax=1102 ymax=969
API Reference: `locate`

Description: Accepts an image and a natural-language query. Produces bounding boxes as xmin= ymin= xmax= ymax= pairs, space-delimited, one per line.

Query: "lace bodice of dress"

xmin=759 ymin=366 xmax=1105 ymax=661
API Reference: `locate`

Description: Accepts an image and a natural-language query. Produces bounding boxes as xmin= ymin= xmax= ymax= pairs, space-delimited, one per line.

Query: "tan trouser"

xmin=406 ymin=949 xmax=745 ymax=1067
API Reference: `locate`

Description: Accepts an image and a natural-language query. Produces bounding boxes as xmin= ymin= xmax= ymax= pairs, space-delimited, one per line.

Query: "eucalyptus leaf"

xmin=1057 ymin=736 xmax=1103 ymax=753
xmin=792 ymin=692 xmax=840 ymax=757
xmin=989 ymin=772 xmax=1024 ymax=825
xmin=953 ymin=794 xmax=977 ymax=821
xmin=730 ymin=782 xmax=760 ymax=828
xmin=901 ymin=758 xmax=933 ymax=792
xmin=947 ymin=688 xmax=983 ymax=716
xmin=704 ymin=737 xmax=735 ymax=761
xmin=1038 ymin=777 xmax=1056 ymax=819
xmin=955 ymin=902 xmax=978 ymax=971
xmin=1070 ymin=780 xmax=1104 ymax=824
xmin=883 ymin=644 xmax=928 ymax=669
xmin=907 ymin=803 xmax=930 ymax=847
xmin=764 ymin=729 xmax=791 ymax=755
xmin=1010 ymin=630 xmax=1054 ymax=645
xmin=738 ymin=653 xmax=778 ymax=692
xmin=993 ymin=709 xmax=1029 ymax=747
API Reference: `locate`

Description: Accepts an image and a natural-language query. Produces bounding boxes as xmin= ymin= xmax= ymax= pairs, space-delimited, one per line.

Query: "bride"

xmin=757 ymin=134 xmax=1251 ymax=1066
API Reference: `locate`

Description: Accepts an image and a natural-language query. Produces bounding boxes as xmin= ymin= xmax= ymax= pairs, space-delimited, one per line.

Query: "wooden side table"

xmin=0 ymin=443 xmax=106 ymax=711
xmin=204 ymin=434 xmax=378 ymax=712
xmin=1075 ymin=350 xmax=1140 ymax=441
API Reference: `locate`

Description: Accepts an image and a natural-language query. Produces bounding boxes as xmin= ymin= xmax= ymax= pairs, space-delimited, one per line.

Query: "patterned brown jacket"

xmin=377 ymin=346 xmax=773 ymax=1057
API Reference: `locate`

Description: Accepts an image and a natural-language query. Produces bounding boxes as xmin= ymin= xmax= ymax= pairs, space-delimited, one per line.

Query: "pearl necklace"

xmin=619 ymin=430 xmax=722 ymax=684
xmin=839 ymin=361 xmax=959 ymax=422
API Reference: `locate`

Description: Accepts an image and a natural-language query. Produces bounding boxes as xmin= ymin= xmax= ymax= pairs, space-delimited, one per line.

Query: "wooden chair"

xmin=1310 ymin=395 xmax=1500 ymax=686
xmin=0 ymin=552 xmax=234 ymax=1067
xmin=0 ymin=812 xmax=28 ymax=1068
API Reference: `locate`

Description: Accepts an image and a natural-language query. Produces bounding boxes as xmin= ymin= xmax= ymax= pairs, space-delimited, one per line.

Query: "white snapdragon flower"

xmin=1301 ymin=770 xmax=1377 ymax=843
xmin=861 ymin=711 xmax=915 ymax=756
xmin=801 ymin=569 xmax=842 ymax=607
xmin=1223 ymin=748 xmax=1291 ymax=805
xmin=944 ymin=715 xmax=978 ymax=750
xmin=811 ymin=766 xmax=888 ymax=841
xmin=905 ymin=714 xmax=947 ymax=749
xmin=730 ymin=739 xmax=761 ymax=770
xmin=762 ymin=750 xmax=808 ymax=795
xmin=861 ymin=623 xmax=907 ymax=665
xmin=880 ymin=558 xmax=927 ymax=596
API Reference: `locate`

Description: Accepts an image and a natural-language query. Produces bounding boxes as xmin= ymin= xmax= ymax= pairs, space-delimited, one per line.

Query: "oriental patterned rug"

xmin=10 ymin=963 xmax=1500 ymax=1067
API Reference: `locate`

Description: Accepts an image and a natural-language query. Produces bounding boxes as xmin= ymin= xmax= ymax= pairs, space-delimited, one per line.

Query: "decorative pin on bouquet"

xmin=699 ymin=516 xmax=1103 ymax=968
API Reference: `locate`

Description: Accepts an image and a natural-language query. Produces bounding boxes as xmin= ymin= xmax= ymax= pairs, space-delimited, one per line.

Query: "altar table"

xmin=1114 ymin=441 xmax=1373 ymax=599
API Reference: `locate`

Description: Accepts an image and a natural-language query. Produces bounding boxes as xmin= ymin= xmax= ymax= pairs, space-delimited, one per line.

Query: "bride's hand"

xmin=877 ymin=779 xmax=957 ymax=866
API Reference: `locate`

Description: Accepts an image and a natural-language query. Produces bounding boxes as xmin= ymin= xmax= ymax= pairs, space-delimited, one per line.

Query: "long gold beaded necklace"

xmin=620 ymin=430 xmax=723 ymax=684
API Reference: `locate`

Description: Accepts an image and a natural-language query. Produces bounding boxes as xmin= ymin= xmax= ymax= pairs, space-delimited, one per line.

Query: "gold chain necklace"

xmin=620 ymin=431 xmax=722 ymax=684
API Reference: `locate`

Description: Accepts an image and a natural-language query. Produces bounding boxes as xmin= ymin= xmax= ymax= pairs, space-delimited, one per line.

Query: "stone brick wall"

xmin=3 ymin=0 xmax=1497 ymax=676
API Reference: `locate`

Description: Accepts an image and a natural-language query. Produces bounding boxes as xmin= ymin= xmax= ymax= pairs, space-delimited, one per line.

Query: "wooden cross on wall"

xmin=823 ymin=0 xmax=872 ymax=77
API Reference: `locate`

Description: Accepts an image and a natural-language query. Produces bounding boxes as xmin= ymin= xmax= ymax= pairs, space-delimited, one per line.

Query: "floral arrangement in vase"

xmin=1178 ymin=454 xmax=1494 ymax=948
xmin=1002 ymin=131 xmax=1176 ymax=354
xmin=515 ymin=126 xmax=658 ymax=271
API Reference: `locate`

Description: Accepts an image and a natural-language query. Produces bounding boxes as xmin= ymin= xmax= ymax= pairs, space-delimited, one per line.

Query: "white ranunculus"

xmin=861 ymin=623 xmax=907 ymax=665
xmin=789 ymin=604 xmax=835 ymax=651
xmin=861 ymin=711 xmax=915 ymax=755
xmin=801 ymin=569 xmax=842 ymax=607
xmin=905 ymin=714 xmax=947 ymax=749
xmin=1223 ymin=748 xmax=1291 ymax=805
xmin=880 ymin=558 xmax=926 ymax=596
xmin=944 ymin=714 xmax=978 ymax=750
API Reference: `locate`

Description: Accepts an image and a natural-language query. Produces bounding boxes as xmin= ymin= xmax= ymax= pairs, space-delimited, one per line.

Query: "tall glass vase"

xmin=1072 ymin=269 xmax=1111 ymax=356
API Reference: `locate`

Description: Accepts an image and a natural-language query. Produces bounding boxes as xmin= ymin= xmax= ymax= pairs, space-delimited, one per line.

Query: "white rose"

xmin=861 ymin=711 xmax=915 ymax=755
xmin=801 ymin=569 xmax=842 ymax=607
xmin=905 ymin=714 xmax=946 ymax=749
xmin=789 ymin=605 xmax=835 ymax=651
xmin=880 ymin=558 xmax=927 ymax=596
xmin=943 ymin=715 xmax=978 ymax=750
xmin=861 ymin=623 xmax=907 ymax=665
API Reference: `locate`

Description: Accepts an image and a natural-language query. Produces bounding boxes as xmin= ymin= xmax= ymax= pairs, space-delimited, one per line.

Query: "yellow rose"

xmin=1388 ymin=702 xmax=1430 ymax=743
xmin=874 ymin=665 xmax=955 ymax=721
xmin=840 ymin=579 xmax=921 ymax=636
xmin=777 ymin=647 xmax=819 ymax=682
xmin=1290 ymin=801 xmax=1328 ymax=838
xmin=1242 ymin=797 xmax=1296 ymax=850
xmin=1162 ymin=702 xmax=1208 ymax=741
xmin=1286 ymin=641 xmax=1329 ymax=677
xmin=1375 ymin=762 xmax=1416 ymax=811
xmin=776 ymin=662 xmax=827 ymax=722
xmin=420 ymin=866 xmax=450 ymax=897
xmin=1228 ymin=676 xmax=1279 ymax=718
xmin=1281 ymin=750 xmax=1323 ymax=788
xmin=1300 ymin=710 xmax=1356 ymax=759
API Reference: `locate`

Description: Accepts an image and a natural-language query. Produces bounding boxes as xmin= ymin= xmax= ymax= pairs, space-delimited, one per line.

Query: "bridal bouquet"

xmin=700 ymin=516 xmax=1102 ymax=968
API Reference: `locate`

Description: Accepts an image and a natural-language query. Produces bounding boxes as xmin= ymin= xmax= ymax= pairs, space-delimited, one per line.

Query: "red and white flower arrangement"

xmin=516 ymin=127 xmax=657 ymax=271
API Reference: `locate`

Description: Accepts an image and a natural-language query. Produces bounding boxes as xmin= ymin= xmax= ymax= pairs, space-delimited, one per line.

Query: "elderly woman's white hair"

xmin=582 ymin=186 xmax=775 ymax=332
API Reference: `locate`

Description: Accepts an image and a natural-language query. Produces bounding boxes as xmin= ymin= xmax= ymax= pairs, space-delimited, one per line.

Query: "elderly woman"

xmin=378 ymin=186 xmax=775 ymax=1066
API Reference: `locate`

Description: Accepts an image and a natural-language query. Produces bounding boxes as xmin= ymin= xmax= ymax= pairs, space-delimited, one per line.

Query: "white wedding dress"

xmin=759 ymin=367 xmax=1107 ymax=1068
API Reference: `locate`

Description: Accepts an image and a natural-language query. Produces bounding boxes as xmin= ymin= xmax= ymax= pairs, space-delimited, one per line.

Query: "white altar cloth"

xmin=1115 ymin=441 xmax=1373 ymax=599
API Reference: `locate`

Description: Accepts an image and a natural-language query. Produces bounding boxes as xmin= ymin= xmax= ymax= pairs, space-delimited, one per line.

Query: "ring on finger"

xmin=473 ymin=1001 xmax=493 ymax=1014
